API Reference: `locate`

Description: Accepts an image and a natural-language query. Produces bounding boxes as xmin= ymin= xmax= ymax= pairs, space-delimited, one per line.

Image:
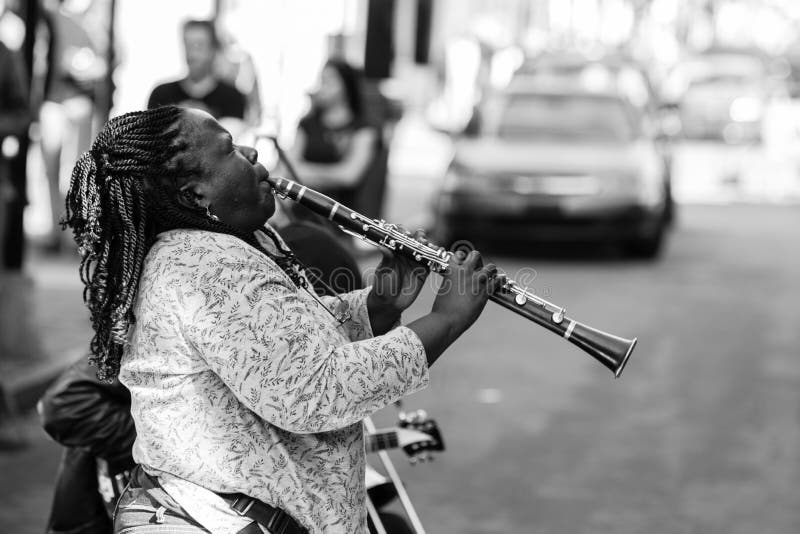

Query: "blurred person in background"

xmin=40 ymin=356 xmax=134 ymax=534
xmin=39 ymin=0 xmax=106 ymax=253
xmin=1 ymin=0 xmax=31 ymax=272
xmin=0 ymin=31 xmax=30 ymax=271
xmin=148 ymin=19 xmax=246 ymax=134
xmin=214 ymin=20 xmax=262 ymax=128
xmin=290 ymin=59 xmax=386 ymax=220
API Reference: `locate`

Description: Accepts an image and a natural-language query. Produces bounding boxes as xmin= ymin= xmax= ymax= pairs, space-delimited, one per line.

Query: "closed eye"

xmin=218 ymin=132 xmax=235 ymax=154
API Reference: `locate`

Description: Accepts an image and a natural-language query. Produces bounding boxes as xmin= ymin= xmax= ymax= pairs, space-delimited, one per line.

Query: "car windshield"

xmin=497 ymin=93 xmax=636 ymax=143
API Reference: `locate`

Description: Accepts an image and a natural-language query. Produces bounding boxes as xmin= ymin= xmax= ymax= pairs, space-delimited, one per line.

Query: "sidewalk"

xmin=0 ymin=249 xmax=89 ymax=419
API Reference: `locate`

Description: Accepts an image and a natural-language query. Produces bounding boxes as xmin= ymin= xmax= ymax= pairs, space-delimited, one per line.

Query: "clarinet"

xmin=268 ymin=176 xmax=637 ymax=378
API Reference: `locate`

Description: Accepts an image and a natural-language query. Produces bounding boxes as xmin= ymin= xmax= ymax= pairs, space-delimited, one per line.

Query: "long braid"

xmin=62 ymin=106 xmax=304 ymax=381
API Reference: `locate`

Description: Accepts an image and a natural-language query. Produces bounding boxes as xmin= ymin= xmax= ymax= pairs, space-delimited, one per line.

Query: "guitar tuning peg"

xmin=409 ymin=456 xmax=418 ymax=465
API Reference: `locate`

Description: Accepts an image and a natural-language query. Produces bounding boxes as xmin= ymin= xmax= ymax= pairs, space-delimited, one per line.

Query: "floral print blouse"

xmin=119 ymin=228 xmax=429 ymax=533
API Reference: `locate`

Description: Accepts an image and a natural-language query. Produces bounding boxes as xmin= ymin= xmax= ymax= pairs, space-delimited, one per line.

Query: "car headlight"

xmin=602 ymin=167 xmax=663 ymax=207
xmin=729 ymin=97 xmax=763 ymax=123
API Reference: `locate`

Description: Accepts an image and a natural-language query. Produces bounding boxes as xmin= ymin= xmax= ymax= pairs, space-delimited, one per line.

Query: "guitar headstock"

xmin=398 ymin=409 xmax=445 ymax=463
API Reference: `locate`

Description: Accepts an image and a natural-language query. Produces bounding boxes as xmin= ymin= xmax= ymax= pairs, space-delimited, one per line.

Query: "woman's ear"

xmin=176 ymin=185 xmax=204 ymax=211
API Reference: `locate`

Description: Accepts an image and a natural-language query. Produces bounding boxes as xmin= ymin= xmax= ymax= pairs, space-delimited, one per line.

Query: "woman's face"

xmin=313 ymin=65 xmax=346 ymax=108
xmin=178 ymin=109 xmax=275 ymax=233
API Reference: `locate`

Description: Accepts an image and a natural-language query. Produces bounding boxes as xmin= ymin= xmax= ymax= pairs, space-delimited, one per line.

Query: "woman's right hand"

xmin=431 ymin=250 xmax=500 ymax=338
xmin=405 ymin=249 xmax=502 ymax=367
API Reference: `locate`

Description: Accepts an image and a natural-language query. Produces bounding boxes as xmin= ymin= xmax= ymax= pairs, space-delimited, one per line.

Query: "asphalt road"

xmin=2 ymin=202 xmax=799 ymax=534
xmin=370 ymin=202 xmax=800 ymax=534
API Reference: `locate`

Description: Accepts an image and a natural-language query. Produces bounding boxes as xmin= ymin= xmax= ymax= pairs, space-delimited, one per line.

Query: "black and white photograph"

xmin=1 ymin=1 xmax=799 ymax=533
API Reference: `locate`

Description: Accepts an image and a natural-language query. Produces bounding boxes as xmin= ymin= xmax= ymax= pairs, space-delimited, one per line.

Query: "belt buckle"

xmin=231 ymin=496 xmax=256 ymax=516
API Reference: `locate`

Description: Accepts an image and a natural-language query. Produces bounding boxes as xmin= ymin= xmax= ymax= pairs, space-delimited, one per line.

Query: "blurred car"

xmin=661 ymin=48 xmax=784 ymax=143
xmin=515 ymin=52 xmax=659 ymax=114
xmin=433 ymin=81 xmax=670 ymax=258
xmin=511 ymin=53 xmax=676 ymax=223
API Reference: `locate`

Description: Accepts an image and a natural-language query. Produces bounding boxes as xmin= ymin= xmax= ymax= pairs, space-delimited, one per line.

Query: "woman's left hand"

xmin=367 ymin=229 xmax=431 ymax=320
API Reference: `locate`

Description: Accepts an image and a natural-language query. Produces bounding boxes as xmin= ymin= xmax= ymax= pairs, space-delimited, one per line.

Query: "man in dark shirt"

xmin=147 ymin=19 xmax=245 ymax=120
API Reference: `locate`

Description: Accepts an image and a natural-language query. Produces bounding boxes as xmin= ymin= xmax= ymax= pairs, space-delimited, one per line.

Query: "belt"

xmin=218 ymin=493 xmax=308 ymax=534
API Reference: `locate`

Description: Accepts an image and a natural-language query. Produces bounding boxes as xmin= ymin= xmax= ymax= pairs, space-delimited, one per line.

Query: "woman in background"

xmin=291 ymin=59 xmax=385 ymax=218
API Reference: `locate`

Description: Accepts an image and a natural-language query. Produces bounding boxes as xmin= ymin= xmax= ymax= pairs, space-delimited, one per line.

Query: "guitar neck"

xmin=365 ymin=431 xmax=399 ymax=453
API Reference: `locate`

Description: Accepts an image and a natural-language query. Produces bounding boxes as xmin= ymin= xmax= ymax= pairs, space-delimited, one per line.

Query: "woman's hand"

xmin=431 ymin=249 xmax=500 ymax=335
xmin=367 ymin=229 xmax=431 ymax=334
xmin=404 ymin=248 xmax=503 ymax=367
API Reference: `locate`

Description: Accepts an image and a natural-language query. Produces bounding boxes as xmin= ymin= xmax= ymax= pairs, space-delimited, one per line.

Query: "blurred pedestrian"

xmin=0 ymin=38 xmax=30 ymax=270
xmin=39 ymin=0 xmax=106 ymax=253
xmin=59 ymin=105 xmax=496 ymax=533
xmin=147 ymin=19 xmax=246 ymax=129
xmin=290 ymin=58 xmax=387 ymax=219
xmin=39 ymin=356 xmax=135 ymax=534
xmin=214 ymin=21 xmax=262 ymax=128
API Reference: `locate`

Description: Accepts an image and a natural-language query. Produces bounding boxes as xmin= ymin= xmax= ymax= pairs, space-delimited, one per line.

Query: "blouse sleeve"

xmin=316 ymin=288 xmax=374 ymax=342
xmin=177 ymin=240 xmax=429 ymax=434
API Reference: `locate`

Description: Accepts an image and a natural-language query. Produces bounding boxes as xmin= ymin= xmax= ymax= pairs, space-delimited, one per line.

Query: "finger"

xmin=482 ymin=265 xmax=505 ymax=294
xmin=452 ymin=250 xmax=467 ymax=264
xmin=464 ymin=249 xmax=483 ymax=270
xmin=494 ymin=272 xmax=507 ymax=291
xmin=475 ymin=263 xmax=497 ymax=286
xmin=400 ymin=257 xmax=430 ymax=280
xmin=376 ymin=248 xmax=396 ymax=270
xmin=483 ymin=263 xmax=498 ymax=279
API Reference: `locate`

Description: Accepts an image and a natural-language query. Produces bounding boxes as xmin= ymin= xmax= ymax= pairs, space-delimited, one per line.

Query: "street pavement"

xmin=370 ymin=202 xmax=800 ymax=534
xmin=2 ymin=202 xmax=799 ymax=533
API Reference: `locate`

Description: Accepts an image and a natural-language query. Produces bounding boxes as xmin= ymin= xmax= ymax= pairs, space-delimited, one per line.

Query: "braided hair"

xmin=62 ymin=106 xmax=305 ymax=381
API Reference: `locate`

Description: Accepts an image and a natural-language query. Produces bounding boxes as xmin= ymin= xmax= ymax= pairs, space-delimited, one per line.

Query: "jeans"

xmin=113 ymin=469 xmax=210 ymax=534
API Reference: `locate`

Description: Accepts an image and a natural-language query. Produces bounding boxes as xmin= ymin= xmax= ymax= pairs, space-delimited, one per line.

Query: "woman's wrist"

xmin=427 ymin=310 xmax=462 ymax=345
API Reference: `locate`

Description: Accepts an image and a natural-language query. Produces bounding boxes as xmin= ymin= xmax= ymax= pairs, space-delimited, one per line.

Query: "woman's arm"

xmin=179 ymin=236 xmax=495 ymax=435
xmin=178 ymin=241 xmax=428 ymax=435
xmin=290 ymin=128 xmax=378 ymax=188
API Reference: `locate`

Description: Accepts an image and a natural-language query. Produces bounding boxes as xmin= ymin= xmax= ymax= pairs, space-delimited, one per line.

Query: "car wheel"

xmin=624 ymin=226 xmax=665 ymax=260
xmin=663 ymin=181 xmax=676 ymax=227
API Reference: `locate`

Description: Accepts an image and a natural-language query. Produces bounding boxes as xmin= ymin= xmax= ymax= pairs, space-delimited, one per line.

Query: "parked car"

xmin=515 ymin=52 xmax=659 ymax=115
xmin=433 ymin=81 xmax=670 ymax=258
xmin=661 ymin=48 xmax=784 ymax=143
xmin=510 ymin=53 xmax=676 ymax=224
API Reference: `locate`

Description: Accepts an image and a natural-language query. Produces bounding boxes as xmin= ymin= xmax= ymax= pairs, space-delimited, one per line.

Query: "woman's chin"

xmin=263 ymin=201 xmax=277 ymax=223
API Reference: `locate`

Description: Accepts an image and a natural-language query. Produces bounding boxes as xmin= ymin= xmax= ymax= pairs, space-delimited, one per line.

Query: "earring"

xmin=205 ymin=205 xmax=220 ymax=222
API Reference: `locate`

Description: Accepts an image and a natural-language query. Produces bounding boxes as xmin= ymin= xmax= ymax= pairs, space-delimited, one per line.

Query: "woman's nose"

xmin=237 ymin=145 xmax=258 ymax=164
